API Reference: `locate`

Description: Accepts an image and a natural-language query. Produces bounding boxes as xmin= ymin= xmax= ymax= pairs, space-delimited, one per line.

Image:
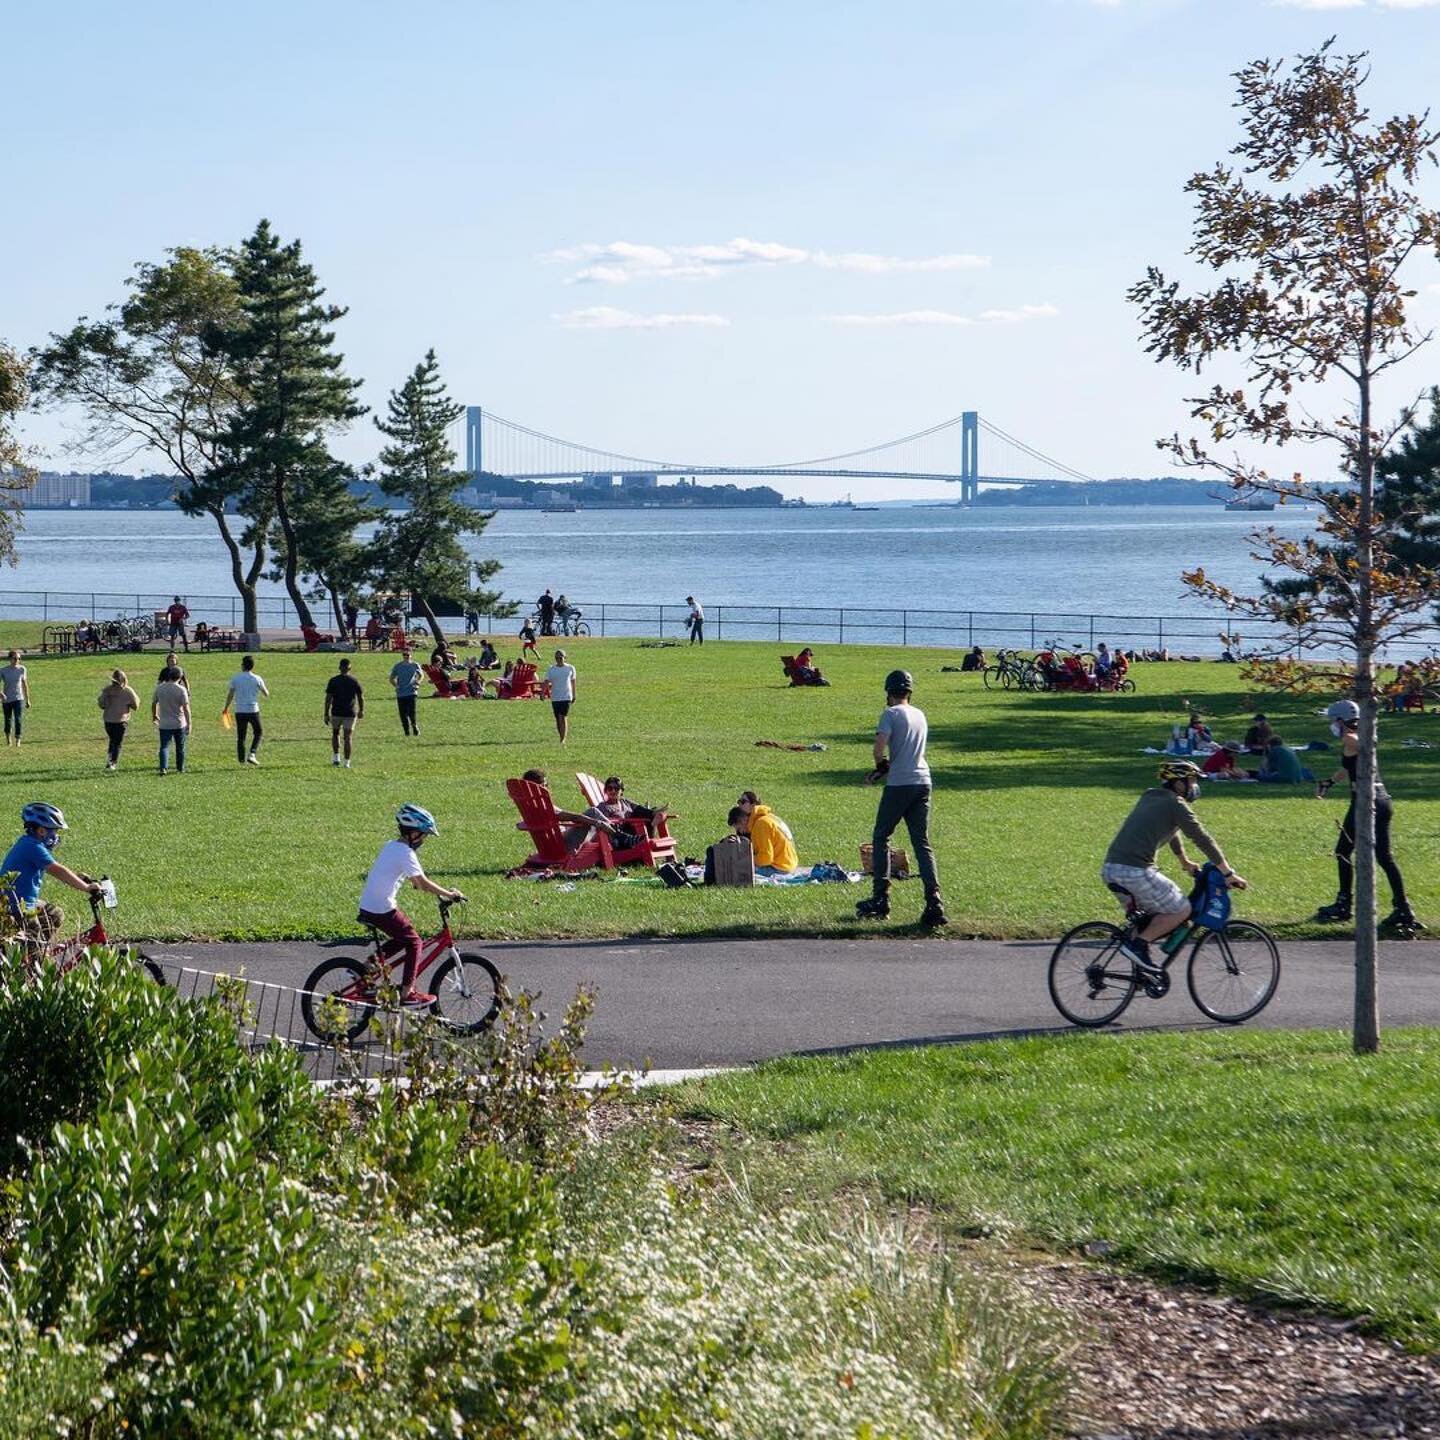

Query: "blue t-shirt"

xmin=390 ymin=660 xmax=423 ymax=698
xmin=2 ymin=833 xmax=55 ymax=913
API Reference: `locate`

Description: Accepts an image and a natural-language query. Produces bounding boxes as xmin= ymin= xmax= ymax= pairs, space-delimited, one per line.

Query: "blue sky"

xmin=7 ymin=0 xmax=1440 ymax=499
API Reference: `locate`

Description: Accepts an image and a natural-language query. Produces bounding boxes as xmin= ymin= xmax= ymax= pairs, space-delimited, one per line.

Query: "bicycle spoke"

xmin=1048 ymin=922 xmax=1137 ymax=1027
xmin=1187 ymin=922 xmax=1281 ymax=1024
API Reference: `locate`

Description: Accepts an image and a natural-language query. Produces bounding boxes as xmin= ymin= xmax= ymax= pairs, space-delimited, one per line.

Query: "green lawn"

xmin=0 ymin=628 xmax=1435 ymax=941
xmin=680 ymin=1027 xmax=1440 ymax=1348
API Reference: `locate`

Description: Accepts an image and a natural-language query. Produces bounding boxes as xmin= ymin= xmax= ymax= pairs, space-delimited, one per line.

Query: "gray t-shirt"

xmin=153 ymin=680 xmax=190 ymax=730
xmin=390 ymin=660 xmax=423 ymax=698
xmin=0 ymin=665 xmax=25 ymax=703
xmin=877 ymin=703 xmax=931 ymax=787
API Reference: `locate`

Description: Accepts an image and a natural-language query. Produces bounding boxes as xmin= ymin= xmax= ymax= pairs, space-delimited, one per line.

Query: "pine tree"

xmin=368 ymin=350 xmax=508 ymax=646
xmin=1378 ymin=387 xmax=1440 ymax=579
xmin=209 ymin=220 xmax=365 ymax=630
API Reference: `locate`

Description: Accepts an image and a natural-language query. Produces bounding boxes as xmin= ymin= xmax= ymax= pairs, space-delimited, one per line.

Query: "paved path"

xmin=151 ymin=935 xmax=1440 ymax=1069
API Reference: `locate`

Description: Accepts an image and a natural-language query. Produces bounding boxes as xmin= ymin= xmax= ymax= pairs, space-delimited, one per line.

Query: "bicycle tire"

xmin=571 ymin=621 xmax=592 ymax=637
xmin=1048 ymin=921 xmax=1138 ymax=1027
xmin=1117 ymin=678 xmax=1136 ymax=693
xmin=1186 ymin=921 xmax=1280 ymax=1024
xmin=301 ymin=956 xmax=375 ymax=1042
xmin=430 ymin=951 xmax=503 ymax=1033
xmin=982 ymin=666 xmax=1001 ymax=691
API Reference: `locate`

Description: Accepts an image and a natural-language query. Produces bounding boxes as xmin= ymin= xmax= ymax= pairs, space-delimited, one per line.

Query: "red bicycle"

xmin=16 ymin=878 xmax=165 ymax=985
xmin=300 ymin=897 xmax=502 ymax=1042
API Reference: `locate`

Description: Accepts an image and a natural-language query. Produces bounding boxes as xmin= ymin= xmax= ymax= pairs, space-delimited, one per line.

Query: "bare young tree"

xmin=1129 ymin=44 xmax=1440 ymax=1053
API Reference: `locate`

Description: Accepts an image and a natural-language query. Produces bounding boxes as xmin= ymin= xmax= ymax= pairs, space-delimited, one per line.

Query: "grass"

xmin=0 ymin=625 xmax=1435 ymax=941
xmin=678 ymin=1026 xmax=1440 ymax=1349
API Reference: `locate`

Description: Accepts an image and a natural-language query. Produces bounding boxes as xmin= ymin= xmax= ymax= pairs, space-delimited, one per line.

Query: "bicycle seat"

xmin=1105 ymin=882 xmax=1136 ymax=902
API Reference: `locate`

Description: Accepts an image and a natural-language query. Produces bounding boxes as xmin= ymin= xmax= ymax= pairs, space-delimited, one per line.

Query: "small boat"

xmin=1217 ymin=492 xmax=1276 ymax=512
xmin=540 ymin=503 xmax=578 ymax=513
xmin=852 ymin=505 xmax=880 ymax=512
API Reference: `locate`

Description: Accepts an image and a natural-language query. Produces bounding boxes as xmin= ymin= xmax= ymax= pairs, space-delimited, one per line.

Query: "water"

xmin=5 ymin=504 xmax=1313 ymax=623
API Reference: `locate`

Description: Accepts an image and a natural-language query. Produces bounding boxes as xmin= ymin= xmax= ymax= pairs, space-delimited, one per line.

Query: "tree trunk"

xmin=208 ymin=501 xmax=263 ymax=634
xmin=413 ymin=594 xmax=446 ymax=650
xmin=273 ymin=476 xmax=316 ymax=630
xmin=328 ymin=584 xmax=347 ymax=637
xmin=1353 ymin=360 xmax=1380 ymax=1055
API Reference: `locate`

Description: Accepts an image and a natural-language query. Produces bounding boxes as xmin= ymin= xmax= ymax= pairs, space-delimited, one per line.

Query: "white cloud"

xmin=1377 ymin=0 xmax=1440 ymax=8
xmin=1268 ymin=0 xmax=1365 ymax=9
xmin=829 ymin=303 xmax=1059 ymax=327
xmin=555 ymin=306 xmax=730 ymax=330
xmin=543 ymin=238 xmax=990 ymax=285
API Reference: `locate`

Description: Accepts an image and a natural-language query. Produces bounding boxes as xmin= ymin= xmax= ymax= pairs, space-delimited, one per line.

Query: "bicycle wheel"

xmin=1048 ymin=922 xmax=1138 ymax=1027
xmin=1187 ymin=922 xmax=1280 ymax=1024
xmin=300 ymin=956 xmax=375 ymax=1042
xmin=430 ymin=951 xmax=503 ymax=1033
xmin=571 ymin=621 xmax=591 ymax=637
xmin=1116 ymin=678 xmax=1136 ymax=693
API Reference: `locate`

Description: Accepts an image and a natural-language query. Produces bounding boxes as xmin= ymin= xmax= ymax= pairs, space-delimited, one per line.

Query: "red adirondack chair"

xmin=574 ymin=773 xmax=678 ymax=868
xmin=423 ymin=663 xmax=468 ymax=699
xmin=301 ymin=623 xmax=335 ymax=652
xmin=506 ymin=778 xmax=662 ymax=872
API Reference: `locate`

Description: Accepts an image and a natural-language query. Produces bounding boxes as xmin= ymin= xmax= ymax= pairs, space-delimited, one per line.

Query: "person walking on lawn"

xmin=152 ymin=666 xmax=191 ymax=775
xmin=98 ymin=669 xmax=140 ymax=771
xmin=390 ymin=648 xmax=423 ymax=737
xmin=857 ymin=669 xmax=946 ymax=928
xmin=222 ymin=654 xmax=269 ymax=765
xmin=687 ymin=595 xmax=704 ymax=645
xmin=1 ymin=649 xmax=30 ymax=747
xmin=546 ymin=649 xmax=577 ymax=744
xmin=325 ymin=657 xmax=364 ymax=768
xmin=165 ymin=596 xmax=190 ymax=652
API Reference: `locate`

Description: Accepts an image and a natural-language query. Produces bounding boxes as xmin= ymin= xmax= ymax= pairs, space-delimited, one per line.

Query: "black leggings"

xmin=3 ymin=700 xmax=22 ymax=739
xmin=1336 ymin=791 xmax=1408 ymax=908
xmin=236 ymin=712 xmax=261 ymax=761
xmin=397 ymin=694 xmax=418 ymax=735
xmin=104 ymin=721 xmax=127 ymax=764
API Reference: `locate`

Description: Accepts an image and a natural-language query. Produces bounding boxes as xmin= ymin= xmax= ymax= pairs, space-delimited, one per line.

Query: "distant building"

xmin=621 ymin=473 xmax=658 ymax=490
xmin=29 ymin=472 xmax=92 ymax=507
xmin=581 ymin=472 xmax=617 ymax=491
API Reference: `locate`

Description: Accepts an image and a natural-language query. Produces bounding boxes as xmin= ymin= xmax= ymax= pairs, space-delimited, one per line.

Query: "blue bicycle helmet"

xmin=395 ymin=803 xmax=438 ymax=837
xmin=21 ymin=802 xmax=68 ymax=833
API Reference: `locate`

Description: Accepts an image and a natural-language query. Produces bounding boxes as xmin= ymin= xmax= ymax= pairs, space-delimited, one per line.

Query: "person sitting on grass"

xmin=733 ymin=791 xmax=798 ymax=874
xmin=2 ymin=802 xmax=102 ymax=941
xmin=959 ymin=645 xmax=985 ymax=673
xmin=431 ymin=642 xmax=460 ymax=671
xmin=1202 ymin=741 xmax=1248 ymax=780
xmin=1242 ymin=713 xmax=1274 ymax=753
xmin=1256 ymin=733 xmax=1307 ymax=784
xmin=584 ymin=775 xmax=672 ymax=843
xmin=464 ymin=659 xmax=486 ymax=698
xmin=477 ymin=640 xmax=499 ymax=670
xmin=356 ymin=803 xmax=466 ymax=1008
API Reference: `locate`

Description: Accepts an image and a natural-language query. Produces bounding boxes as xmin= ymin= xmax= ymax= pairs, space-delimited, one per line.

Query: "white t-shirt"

xmin=547 ymin=664 xmax=577 ymax=702
xmin=689 ymin=602 xmax=704 ymax=620
xmin=877 ymin=703 xmax=931 ymax=787
xmin=359 ymin=839 xmax=424 ymax=914
xmin=228 ymin=671 xmax=269 ymax=713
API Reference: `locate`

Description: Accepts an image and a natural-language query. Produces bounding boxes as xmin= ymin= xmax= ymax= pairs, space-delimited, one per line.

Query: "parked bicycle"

xmin=300 ymin=897 xmax=502 ymax=1042
xmin=1047 ymin=863 xmax=1280 ymax=1027
xmin=982 ymin=649 xmax=1033 ymax=690
xmin=11 ymin=877 xmax=166 ymax=985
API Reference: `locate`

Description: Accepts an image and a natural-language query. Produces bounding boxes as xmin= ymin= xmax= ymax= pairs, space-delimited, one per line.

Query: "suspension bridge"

xmin=456 ymin=407 xmax=1093 ymax=505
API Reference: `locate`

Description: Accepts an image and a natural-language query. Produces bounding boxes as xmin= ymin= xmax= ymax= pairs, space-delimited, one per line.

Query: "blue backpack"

xmin=1193 ymin=864 xmax=1232 ymax=931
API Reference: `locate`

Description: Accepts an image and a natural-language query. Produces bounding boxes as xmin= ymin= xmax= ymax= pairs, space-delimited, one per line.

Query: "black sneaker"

xmin=856 ymin=896 xmax=890 ymax=920
xmin=1120 ymin=935 xmax=1157 ymax=971
xmin=919 ymin=901 xmax=949 ymax=930
xmin=1316 ymin=897 xmax=1353 ymax=923
xmin=1381 ymin=908 xmax=1426 ymax=933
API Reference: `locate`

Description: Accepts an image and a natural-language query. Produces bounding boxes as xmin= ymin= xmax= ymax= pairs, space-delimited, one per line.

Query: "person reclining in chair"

xmin=521 ymin=769 xmax=642 ymax=855
xmin=583 ymin=775 xmax=672 ymax=843
xmin=790 ymin=648 xmax=830 ymax=686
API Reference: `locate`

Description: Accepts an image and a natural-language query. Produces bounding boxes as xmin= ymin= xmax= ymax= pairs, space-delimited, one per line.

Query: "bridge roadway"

xmin=158 ymin=935 xmax=1440 ymax=1069
xmin=496 ymin=469 xmax=1034 ymax=484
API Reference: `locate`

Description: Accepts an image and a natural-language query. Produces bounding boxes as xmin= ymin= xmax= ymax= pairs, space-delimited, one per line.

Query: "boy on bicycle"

xmin=1103 ymin=761 xmax=1246 ymax=969
xmin=357 ymin=804 xmax=465 ymax=1006
xmin=2 ymin=803 xmax=103 ymax=941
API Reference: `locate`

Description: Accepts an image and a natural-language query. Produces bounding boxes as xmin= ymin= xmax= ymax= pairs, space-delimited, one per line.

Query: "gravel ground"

xmin=1011 ymin=1258 xmax=1440 ymax=1440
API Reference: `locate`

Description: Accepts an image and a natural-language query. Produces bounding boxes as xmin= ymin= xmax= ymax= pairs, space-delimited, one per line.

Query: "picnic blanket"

xmin=755 ymin=739 xmax=828 ymax=752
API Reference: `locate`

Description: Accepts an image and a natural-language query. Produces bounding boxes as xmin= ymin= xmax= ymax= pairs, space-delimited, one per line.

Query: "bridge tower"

xmin=960 ymin=411 xmax=979 ymax=506
xmin=465 ymin=406 xmax=483 ymax=477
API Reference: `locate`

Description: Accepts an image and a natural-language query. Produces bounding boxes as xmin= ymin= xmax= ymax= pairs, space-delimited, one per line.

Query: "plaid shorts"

xmin=1100 ymin=863 xmax=1186 ymax=915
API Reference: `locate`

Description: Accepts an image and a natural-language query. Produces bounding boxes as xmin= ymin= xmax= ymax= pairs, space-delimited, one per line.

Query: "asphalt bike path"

xmin=154 ymin=935 xmax=1440 ymax=1069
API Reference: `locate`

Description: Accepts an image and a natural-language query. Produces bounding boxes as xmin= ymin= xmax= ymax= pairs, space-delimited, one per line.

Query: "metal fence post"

xmin=1158 ymin=617 xmax=1165 ymax=651
xmin=659 ymin=605 xmax=665 ymax=639
xmin=1089 ymin=615 xmax=1095 ymax=649
xmin=902 ymin=610 xmax=908 ymax=646
xmin=43 ymin=593 xmax=48 ymax=621
xmin=1030 ymin=615 xmax=1036 ymax=649
xmin=90 ymin=594 xmax=96 ymax=620
xmin=839 ymin=608 xmax=845 ymax=644
xmin=600 ymin=604 xmax=606 ymax=638
xmin=968 ymin=611 xmax=973 ymax=646
xmin=777 ymin=607 xmax=783 ymax=642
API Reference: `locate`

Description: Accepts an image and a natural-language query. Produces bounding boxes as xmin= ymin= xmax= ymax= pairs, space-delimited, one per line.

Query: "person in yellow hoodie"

xmin=734 ymin=791 xmax=799 ymax=874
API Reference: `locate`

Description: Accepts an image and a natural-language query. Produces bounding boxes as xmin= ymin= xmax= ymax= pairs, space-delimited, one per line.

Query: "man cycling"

xmin=2 ymin=803 xmax=103 ymax=941
xmin=357 ymin=804 xmax=465 ymax=1007
xmin=1102 ymin=761 xmax=1247 ymax=969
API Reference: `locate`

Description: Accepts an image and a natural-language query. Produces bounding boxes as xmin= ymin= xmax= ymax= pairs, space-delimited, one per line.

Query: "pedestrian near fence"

xmin=98 ymin=669 xmax=140 ymax=771
xmin=222 ymin=655 xmax=269 ymax=765
xmin=166 ymin=596 xmax=190 ymax=652
xmin=686 ymin=596 xmax=704 ymax=645
xmin=546 ymin=649 xmax=577 ymax=744
xmin=856 ymin=668 xmax=946 ymax=929
xmin=1 ymin=649 xmax=30 ymax=747
xmin=390 ymin=648 xmax=423 ymax=736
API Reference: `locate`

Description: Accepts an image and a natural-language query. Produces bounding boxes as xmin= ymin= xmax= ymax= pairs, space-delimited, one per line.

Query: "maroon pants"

xmin=357 ymin=906 xmax=422 ymax=991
